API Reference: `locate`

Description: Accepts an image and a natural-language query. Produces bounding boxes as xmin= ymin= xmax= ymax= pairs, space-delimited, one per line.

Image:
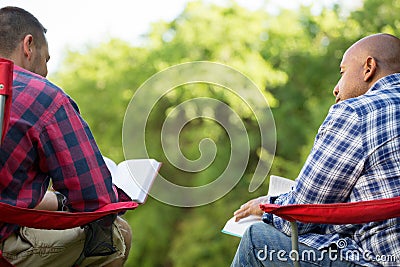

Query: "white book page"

xmin=104 ymin=157 xmax=161 ymax=203
xmin=221 ymin=215 xmax=261 ymax=238
xmin=103 ymin=156 xmax=118 ymax=178
xmin=267 ymin=175 xmax=295 ymax=196
xmin=221 ymin=175 xmax=295 ymax=238
xmin=116 ymin=159 xmax=161 ymax=203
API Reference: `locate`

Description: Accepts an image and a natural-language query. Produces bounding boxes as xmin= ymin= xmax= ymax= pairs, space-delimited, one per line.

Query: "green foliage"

xmin=53 ymin=40 xmax=155 ymax=161
xmin=51 ymin=0 xmax=396 ymax=266
xmin=351 ymin=0 xmax=400 ymax=35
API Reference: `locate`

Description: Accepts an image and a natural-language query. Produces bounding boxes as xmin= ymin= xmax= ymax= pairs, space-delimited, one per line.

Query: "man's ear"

xmin=22 ymin=34 xmax=34 ymax=60
xmin=363 ymin=56 xmax=377 ymax=82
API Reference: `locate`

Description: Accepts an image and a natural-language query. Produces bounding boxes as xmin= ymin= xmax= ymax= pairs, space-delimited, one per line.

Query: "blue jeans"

xmin=231 ymin=222 xmax=362 ymax=267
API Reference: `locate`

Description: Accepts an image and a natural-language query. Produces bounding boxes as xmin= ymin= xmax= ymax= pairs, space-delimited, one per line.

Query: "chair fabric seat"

xmin=260 ymin=195 xmax=400 ymax=224
xmin=0 ymin=201 xmax=138 ymax=229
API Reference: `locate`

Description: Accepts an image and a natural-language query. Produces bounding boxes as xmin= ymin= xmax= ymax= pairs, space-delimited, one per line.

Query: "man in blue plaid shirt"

xmin=231 ymin=33 xmax=400 ymax=267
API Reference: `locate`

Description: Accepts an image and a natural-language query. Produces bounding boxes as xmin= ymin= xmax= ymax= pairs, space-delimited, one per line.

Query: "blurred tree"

xmin=121 ymin=2 xmax=284 ymax=265
xmin=261 ymin=6 xmax=356 ymax=162
xmin=351 ymin=0 xmax=400 ymax=35
xmin=53 ymin=39 xmax=155 ymax=161
xmin=52 ymin=0 xmax=397 ymax=266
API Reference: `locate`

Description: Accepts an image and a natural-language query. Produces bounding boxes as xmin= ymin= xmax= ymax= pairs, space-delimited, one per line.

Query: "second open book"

xmin=221 ymin=175 xmax=295 ymax=237
xmin=104 ymin=157 xmax=161 ymax=204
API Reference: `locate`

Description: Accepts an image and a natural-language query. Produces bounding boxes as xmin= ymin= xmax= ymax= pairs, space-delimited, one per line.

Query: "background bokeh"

xmin=2 ymin=0 xmax=399 ymax=266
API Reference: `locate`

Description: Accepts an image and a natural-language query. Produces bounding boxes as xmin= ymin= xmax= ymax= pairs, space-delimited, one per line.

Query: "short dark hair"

xmin=0 ymin=6 xmax=47 ymax=57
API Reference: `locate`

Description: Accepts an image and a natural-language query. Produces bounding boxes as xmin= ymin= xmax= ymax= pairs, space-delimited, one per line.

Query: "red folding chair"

xmin=0 ymin=58 xmax=13 ymax=143
xmin=0 ymin=58 xmax=138 ymax=267
xmin=260 ymin=196 xmax=400 ymax=267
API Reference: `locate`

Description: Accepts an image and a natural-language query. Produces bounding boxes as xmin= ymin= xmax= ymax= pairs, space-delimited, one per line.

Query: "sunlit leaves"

xmin=50 ymin=0 xmax=396 ymax=265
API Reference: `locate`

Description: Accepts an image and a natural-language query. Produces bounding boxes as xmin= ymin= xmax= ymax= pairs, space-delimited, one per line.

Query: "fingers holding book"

xmin=233 ymin=196 xmax=269 ymax=222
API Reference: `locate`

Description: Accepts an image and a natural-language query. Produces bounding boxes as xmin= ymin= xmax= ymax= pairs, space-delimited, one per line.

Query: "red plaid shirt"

xmin=0 ymin=66 xmax=117 ymax=241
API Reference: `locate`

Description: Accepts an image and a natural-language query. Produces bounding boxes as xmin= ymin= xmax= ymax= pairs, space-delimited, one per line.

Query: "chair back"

xmin=0 ymin=58 xmax=13 ymax=143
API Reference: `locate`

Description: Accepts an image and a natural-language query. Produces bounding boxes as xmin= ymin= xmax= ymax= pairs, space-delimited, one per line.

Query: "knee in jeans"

xmin=242 ymin=222 xmax=267 ymax=245
xmin=248 ymin=222 xmax=267 ymax=235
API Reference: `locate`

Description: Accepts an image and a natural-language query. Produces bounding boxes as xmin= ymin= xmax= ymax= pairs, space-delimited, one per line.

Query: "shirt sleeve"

xmin=37 ymin=96 xmax=117 ymax=212
xmin=270 ymin=103 xmax=365 ymax=235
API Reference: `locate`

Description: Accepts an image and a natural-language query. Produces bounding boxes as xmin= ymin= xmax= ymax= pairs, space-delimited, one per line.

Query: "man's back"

xmin=297 ymin=73 xmax=400 ymax=265
xmin=0 ymin=65 xmax=117 ymax=242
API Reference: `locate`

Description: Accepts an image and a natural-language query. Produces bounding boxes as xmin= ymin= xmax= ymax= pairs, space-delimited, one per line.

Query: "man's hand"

xmin=233 ymin=196 xmax=269 ymax=222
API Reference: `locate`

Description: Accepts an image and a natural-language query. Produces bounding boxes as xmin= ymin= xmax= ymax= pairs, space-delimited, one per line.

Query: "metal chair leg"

xmin=0 ymin=95 xmax=6 ymax=141
xmin=290 ymin=221 xmax=301 ymax=267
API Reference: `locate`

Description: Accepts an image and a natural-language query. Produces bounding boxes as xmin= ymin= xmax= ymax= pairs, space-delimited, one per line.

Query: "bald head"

xmin=333 ymin=33 xmax=400 ymax=103
xmin=346 ymin=33 xmax=400 ymax=78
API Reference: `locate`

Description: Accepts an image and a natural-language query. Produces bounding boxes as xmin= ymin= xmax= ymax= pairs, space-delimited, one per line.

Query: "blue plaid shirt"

xmin=264 ymin=73 xmax=400 ymax=266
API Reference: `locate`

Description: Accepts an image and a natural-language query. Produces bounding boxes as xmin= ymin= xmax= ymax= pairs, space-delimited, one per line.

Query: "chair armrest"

xmin=260 ymin=196 xmax=400 ymax=224
xmin=0 ymin=201 xmax=138 ymax=229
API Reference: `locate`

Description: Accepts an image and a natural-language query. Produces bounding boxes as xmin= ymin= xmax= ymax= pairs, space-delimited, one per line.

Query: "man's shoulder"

xmin=14 ymin=66 xmax=61 ymax=90
xmin=12 ymin=66 xmax=79 ymax=123
xmin=13 ymin=66 xmax=70 ymax=105
xmin=342 ymin=88 xmax=400 ymax=115
xmin=358 ymin=73 xmax=400 ymax=106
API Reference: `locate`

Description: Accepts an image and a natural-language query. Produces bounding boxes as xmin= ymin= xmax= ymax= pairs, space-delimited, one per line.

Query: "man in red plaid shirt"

xmin=0 ymin=6 xmax=132 ymax=267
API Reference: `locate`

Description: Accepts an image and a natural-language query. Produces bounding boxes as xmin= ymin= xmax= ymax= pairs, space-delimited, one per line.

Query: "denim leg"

xmin=231 ymin=222 xmax=361 ymax=267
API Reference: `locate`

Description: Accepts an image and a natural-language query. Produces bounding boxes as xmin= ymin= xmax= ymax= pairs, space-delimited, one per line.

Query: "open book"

xmin=104 ymin=157 xmax=161 ymax=203
xmin=221 ymin=175 xmax=295 ymax=237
